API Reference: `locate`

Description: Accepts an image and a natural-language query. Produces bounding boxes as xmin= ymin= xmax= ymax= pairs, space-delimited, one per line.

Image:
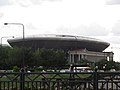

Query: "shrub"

xmin=13 ymin=66 xmax=20 ymax=72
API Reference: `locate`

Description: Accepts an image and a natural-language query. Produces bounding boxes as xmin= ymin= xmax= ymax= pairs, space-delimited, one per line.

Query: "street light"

xmin=4 ymin=23 xmax=25 ymax=71
xmin=1 ymin=36 xmax=14 ymax=47
xmin=4 ymin=23 xmax=25 ymax=42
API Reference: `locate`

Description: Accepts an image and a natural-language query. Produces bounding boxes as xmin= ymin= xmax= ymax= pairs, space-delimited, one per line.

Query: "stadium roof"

xmin=7 ymin=34 xmax=110 ymax=52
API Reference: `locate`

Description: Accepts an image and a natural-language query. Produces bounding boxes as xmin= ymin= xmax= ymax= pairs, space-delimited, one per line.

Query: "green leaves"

xmin=0 ymin=47 xmax=67 ymax=69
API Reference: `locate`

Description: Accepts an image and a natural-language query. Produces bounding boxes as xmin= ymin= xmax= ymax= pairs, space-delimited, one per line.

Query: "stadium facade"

xmin=7 ymin=34 xmax=113 ymax=64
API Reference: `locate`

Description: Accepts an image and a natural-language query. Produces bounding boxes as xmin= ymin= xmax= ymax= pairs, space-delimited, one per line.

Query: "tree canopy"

xmin=0 ymin=47 xmax=67 ymax=70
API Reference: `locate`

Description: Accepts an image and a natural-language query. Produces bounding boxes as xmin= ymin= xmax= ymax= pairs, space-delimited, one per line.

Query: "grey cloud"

xmin=106 ymin=0 xmax=120 ymax=5
xmin=30 ymin=0 xmax=41 ymax=5
xmin=0 ymin=0 xmax=11 ymax=6
xmin=17 ymin=0 xmax=42 ymax=7
xmin=109 ymin=37 xmax=120 ymax=44
xmin=93 ymin=36 xmax=120 ymax=44
xmin=26 ymin=23 xmax=38 ymax=30
xmin=42 ymin=0 xmax=62 ymax=2
xmin=56 ymin=23 xmax=108 ymax=36
xmin=111 ymin=21 xmax=120 ymax=35
xmin=0 ymin=13 xmax=4 ymax=18
xmin=29 ymin=0 xmax=62 ymax=6
xmin=4 ymin=0 xmax=62 ymax=7
xmin=103 ymin=36 xmax=120 ymax=44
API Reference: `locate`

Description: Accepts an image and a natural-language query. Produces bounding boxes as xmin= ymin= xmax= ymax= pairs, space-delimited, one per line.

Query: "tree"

xmin=0 ymin=47 xmax=9 ymax=69
xmin=33 ymin=48 xmax=67 ymax=69
xmin=96 ymin=59 xmax=117 ymax=71
xmin=7 ymin=47 xmax=23 ymax=68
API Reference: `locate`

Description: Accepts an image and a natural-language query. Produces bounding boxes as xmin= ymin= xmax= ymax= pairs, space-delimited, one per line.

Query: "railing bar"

xmin=32 ymin=74 xmax=41 ymax=81
xmin=0 ymin=82 xmax=1 ymax=90
xmin=101 ymin=82 xmax=104 ymax=90
xmin=1 ymin=71 xmax=120 ymax=89
xmin=3 ymin=82 xmax=5 ymax=90
xmin=49 ymin=80 xmax=51 ymax=90
xmin=111 ymin=80 xmax=113 ymax=90
xmin=35 ymin=81 xmax=37 ymax=90
xmin=15 ymin=81 xmax=17 ymax=89
xmin=116 ymin=83 xmax=118 ymax=90
xmin=88 ymin=82 xmax=90 ymax=90
xmin=51 ymin=81 xmax=55 ymax=90
xmin=12 ymin=81 xmax=13 ymax=90
xmin=25 ymin=75 xmax=33 ymax=81
xmin=38 ymin=81 xmax=40 ymax=89
xmin=7 ymin=82 xmax=9 ymax=90
xmin=107 ymin=81 xmax=109 ymax=90
xmin=32 ymin=81 xmax=34 ymax=90
xmin=41 ymin=73 xmax=47 ymax=79
xmin=12 ymin=74 xmax=20 ymax=81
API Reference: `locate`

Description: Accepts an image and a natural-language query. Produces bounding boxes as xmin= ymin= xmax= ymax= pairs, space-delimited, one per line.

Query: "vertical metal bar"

xmin=107 ymin=81 xmax=108 ymax=90
xmin=20 ymin=69 xmax=25 ymax=90
xmin=35 ymin=82 xmax=37 ymax=90
xmin=11 ymin=82 xmax=13 ymax=90
xmin=93 ymin=68 xmax=98 ymax=90
xmin=48 ymin=80 xmax=50 ymax=90
xmin=8 ymin=82 xmax=10 ymax=90
xmin=15 ymin=81 xmax=17 ymax=89
xmin=111 ymin=80 xmax=113 ymax=90
xmin=4 ymin=82 xmax=5 ymax=90
xmin=42 ymin=78 xmax=45 ymax=89
xmin=32 ymin=81 xmax=34 ymax=90
xmin=57 ymin=79 xmax=60 ymax=90
xmin=40 ymin=81 xmax=41 ymax=89
xmin=84 ymin=82 xmax=87 ymax=90
xmin=0 ymin=81 xmax=1 ymax=90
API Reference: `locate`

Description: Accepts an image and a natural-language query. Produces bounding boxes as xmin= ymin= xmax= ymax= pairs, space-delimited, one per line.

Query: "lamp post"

xmin=4 ymin=23 xmax=25 ymax=90
xmin=4 ymin=23 xmax=25 ymax=70
xmin=4 ymin=23 xmax=25 ymax=41
xmin=1 ymin=36 xmax=14 ymax=47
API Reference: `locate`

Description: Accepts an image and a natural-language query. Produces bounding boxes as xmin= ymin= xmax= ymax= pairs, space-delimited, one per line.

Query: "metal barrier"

xmin=0 ymin=70 xmax=120 ymax=90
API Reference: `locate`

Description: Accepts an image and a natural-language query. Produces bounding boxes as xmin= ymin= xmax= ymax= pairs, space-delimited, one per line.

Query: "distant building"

xmin=68 ymin=49 xmax=113 ymax=64
xmin=7 ymin=34 xmax=113 ymax=64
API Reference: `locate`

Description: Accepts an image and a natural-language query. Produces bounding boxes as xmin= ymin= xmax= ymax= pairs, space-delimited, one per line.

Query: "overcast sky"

xmin=0 ymin=0 xmax=120 ymax=61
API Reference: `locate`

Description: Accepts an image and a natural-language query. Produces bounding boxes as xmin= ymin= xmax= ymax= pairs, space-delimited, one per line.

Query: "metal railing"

xmin=0 ymin=70 xmax=120 ymax=90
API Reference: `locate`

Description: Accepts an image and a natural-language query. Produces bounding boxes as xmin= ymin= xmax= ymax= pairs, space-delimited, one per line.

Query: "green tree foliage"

xmin=0 ymin=47 xmax=9 ymax=69
xmin=96 ymin=59 xmax=118 ymax=71
xmin=23 ymin=48 xmax=34 ymax=67
xmin=3 ymin=46 xmax=120 ymax=71
xmin=7 ymin=47 xmax=23 ymax=68
xmin=34 ymin=48 xmax=67 ymax=69
xmin=13 ymin=66 xmax=20 ymax=72
xmin=0 ymin=47 xmax=67 ymax=70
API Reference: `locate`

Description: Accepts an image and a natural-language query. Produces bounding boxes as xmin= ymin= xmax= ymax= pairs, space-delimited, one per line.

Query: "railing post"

xmin=20 ymin=68 xmax=25 ymax=90
xmin=93 ymin=68 xmax=98 ymax=90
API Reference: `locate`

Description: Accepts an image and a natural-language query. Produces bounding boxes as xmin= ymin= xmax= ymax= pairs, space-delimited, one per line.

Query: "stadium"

xmin=7 ymin=34 xmax=109 ymax=52
xmin=7 ymin=34 xmax=113 ymax=63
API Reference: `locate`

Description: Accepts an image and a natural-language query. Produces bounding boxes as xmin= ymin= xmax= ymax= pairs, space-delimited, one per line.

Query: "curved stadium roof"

xmin=7 ymin=34 xmax=110 ymax=52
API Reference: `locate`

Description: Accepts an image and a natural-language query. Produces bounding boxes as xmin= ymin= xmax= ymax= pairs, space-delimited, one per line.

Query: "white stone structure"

xmin=68 ymin=49 xmax=113 ymax=64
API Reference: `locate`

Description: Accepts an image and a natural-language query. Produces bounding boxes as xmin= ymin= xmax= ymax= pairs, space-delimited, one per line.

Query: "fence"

xmin=0 ymin=70 xmax=120 ymax=90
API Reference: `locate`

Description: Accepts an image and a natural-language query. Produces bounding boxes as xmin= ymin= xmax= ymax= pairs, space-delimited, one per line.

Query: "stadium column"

xmin=69 ymin=54 xmax=71 ymax=63
xmin=72 ymin=54 xmax=74 ymax=63
xmin=70 ymin=53 xmax=74 ymax=64
xmin=78 ymin=54 xmax=81 ymax=61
